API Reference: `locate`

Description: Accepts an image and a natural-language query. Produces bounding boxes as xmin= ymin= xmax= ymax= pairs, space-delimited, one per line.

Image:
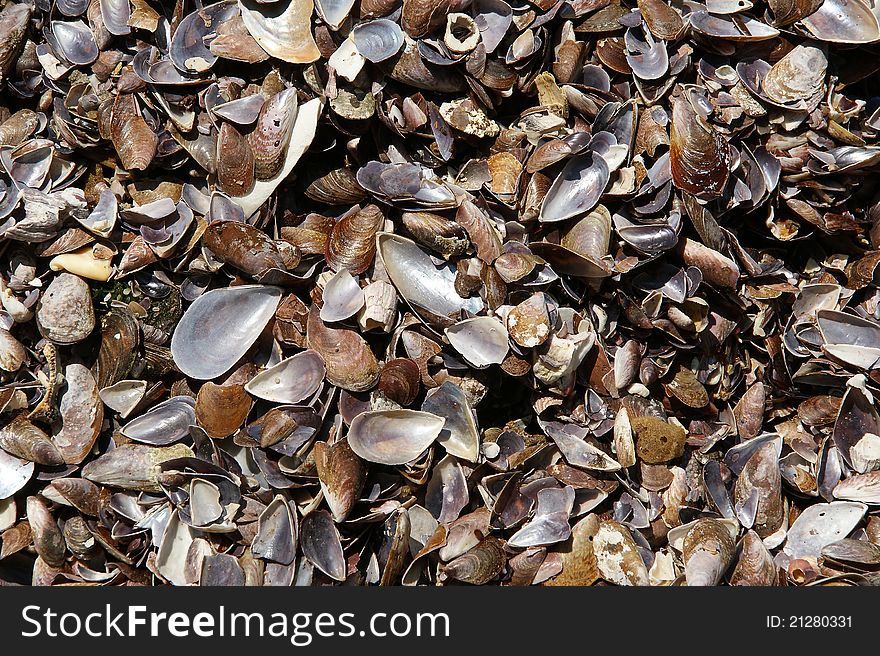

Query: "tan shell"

xmin=110 ymin=93 xmax=157 ymax=171
xmin=248 ymin=88 xmax=298 ymax=180
xmin=682 ymin=518 xmax=736 ymax=586
xmin=306 ymin=307 xmax=380 ymax=392
xmin=196 ymin=382 xmax=253 ymax=438
xmin=217 ymin=122 xmax=256 ymax=196
xmin=326 ymin=204 xmax=384 ymax=275
xmin=507 ymin=292 xmax=552 ymax=348
xmin=593 ymin=519 xmax=649 ymax=586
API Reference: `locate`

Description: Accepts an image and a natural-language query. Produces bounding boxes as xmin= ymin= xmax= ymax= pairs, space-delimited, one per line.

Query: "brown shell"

xmin=670 ymin=91 xmax=730 ymax=200
xmin=314 ymin=439 xmax=366 ymax=522
xmin=92 ymin=307 xmax=141 ymax=389
xmin=401 ymin=0 xmax=450 ymax=38
xmin=401 ymin=211 xmax=470 ymax=259
xmin=377 ymin=358 xmax=422 ymax=406
xmin=326 ymin=204 xmax=384 ymax=275
xmin=734 ymin=382 xmax=765 ymax=439
xmin=305 ymin=168 xmax=368 ymax=205
xmin=196 ymin=382 xmax=253 ymax=438
xmin=664 ymin=366 xmax=709 ymax=408
xmin=734 ymin=441 xmax=783 ymax=538
xmin=306 ymin=307 xmax=380 ymax=392
xmin=204 ymin=220 xmax=295 ymax=278
xmin=110 ymin=93 xmax=157 ymax=171
xmin=0 ymin=3 xmax=30 ymax=83
xmin=730 ymin=529 xmax=779 ymax=585
xmin=767 ymin=0 xmax=822 ymax=26
xmin=0 ymin=415 xmax=63 ymax=466
xmin=216 ymin=122 xmax=255 ymax=197
xmin=507 ymin=292 xmax=552 ymax=349
xmin=440 ymin=537 xmax=506 ymax=585
xmin=638 ymin=0 xmax=684 ymax=40
xmin=249 ymin=88 xmax=297 ymax=180
xmin=0 ymin=109 xmax=39 ymax=147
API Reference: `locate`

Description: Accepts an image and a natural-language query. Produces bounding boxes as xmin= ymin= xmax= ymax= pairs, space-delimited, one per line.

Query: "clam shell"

xmin=320 ymin=269 xmax=365 ymax=322
xmin=347 ymin=409 xmax=445 ymax=465
xmin=171 ymin=285 xmax=282 ymax=380
xmin=783 ymin=501 xmax=867 ymax=559
xmin=421 ymin=381 xmax=480 ymax=461
xmin=238 ymin=0 xmax=320 ymax=64
xmin=306 ymin=307 xmax=379 ymax=392
xmin=326 ymin=205 xmax=384 ymax=275
xmin=445 ymin=317 xmax=510 ymax=368
xmin=245 ymin=349 xmax=326 ymax=404
xmin=377 ymin=233 xmax=484 ymax=323
xmin=195 ymin=382 xmax=253 ymax=438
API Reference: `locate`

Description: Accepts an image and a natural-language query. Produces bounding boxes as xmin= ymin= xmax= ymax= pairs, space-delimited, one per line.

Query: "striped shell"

xmin=216 ymin=122 xmax=255 ymax=197
xmin=249 ymin=88 xmax=298 ymax=180
xmin=110 ymin=93 xmax=157 ymax=171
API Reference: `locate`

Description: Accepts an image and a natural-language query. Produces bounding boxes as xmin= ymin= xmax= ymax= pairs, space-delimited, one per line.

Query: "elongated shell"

xmin=249 ymin=88 xmax=298 ymax=180
xmin=217 ymin=123 xmax=255 ymax=196
xmin=682 ymin=518 xmax=736 ymax=586
xmin=110 ymin=93 xmax=157 ymax=171
xmin=670 ymin=89 xmax=730 ymax=200
xmin=0 ymin=4 xmax=31 ymax=83
xmin=731 ymin=530 xmax=778 ymax=585
xmin=441 ymin=537 xmax=506 ymax=584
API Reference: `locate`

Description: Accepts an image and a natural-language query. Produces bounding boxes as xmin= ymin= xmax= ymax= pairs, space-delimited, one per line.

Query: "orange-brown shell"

xmin=110 ymin=93 xmax=157 ymax=171
xmin=326 ymin=204 xmax=384 ymax=275
xmin=216 ymin=122 xmax=255 ymax=197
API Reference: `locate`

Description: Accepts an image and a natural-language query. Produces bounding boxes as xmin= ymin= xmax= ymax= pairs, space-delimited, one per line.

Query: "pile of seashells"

xmin=2 ymin=0 xmax=880 ymax=587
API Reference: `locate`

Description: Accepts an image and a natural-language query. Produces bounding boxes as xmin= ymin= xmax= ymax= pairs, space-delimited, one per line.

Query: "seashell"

xmin=533 ymin=327 xmax=596 ymax=391
xmin=0 ymin=328 xmax=27 ymax=372
xmin=613 ymin=407 xmax=636 ymax=468
xmin=682 ymin=518 xmax=736 ymax=586
xmin=300 ymin=509 xmax=346 ymax=580
xmin=401 ymin=212 xmax=469 ymax=259
xmin=833 ymin=386 xmax=880 ymax=474
xmin=315 ymin=439 xmax=365 ymax=522
xmin=387 ymin=40 xmax=466 ymax=93
xmin=170 ymin=1 xmax=239 ymax=73
xmin=444 ymin=14 xmax=480 ymax=55
xmin=245 ymin=350 xmax=326 ymax=404
xmin=509 ymin=486 xmax=575 ymax=548
xmin=155 ymin=510 xmax=195 ymax=585
xmin=252 ymin=495 xmax=298 ymax=565
xmin=422 ymin=381 xmax=480 ymax=461
xmin=445 ymin=317 xmax=510 ymax=368
xmin=216 ymin=123 xmax=256 ymax=197
xmin=315 ymin=0 xmax=356 ymax=29
xmin=82 ymin=443 xmax=194 ymax=493
xmin=540 ymin=149 xmax=610 ymax=223
xmin=0 ymin=3 xmax=31 ymax=83
xmin=821 ymin=538 xmax=880 ymax=566
xmin=0 ymin=415 xmax=63 ymax=466
xmin=632 ymin=416 xmax=687 ymax=464
xmin=306 ymin=307 xmax=379 ymax=392
xmin=306 ymin=168 xmax=367 ymax=206
xmin=426 ymin=454 xmax=468 ymax=524
xmin=507 ymin=293 xmax=552 ymax=349
xmin=171 ymin=285 xmax=282 ymax=380
xmin=46 ymin=478 xmax=101 ymax=517
xmin=799 ymin=0 xmax=880 ymax=43
xmin=248 ymin=88 xmax=299 ymax=181
xmin=670 ymin=88 xmax=730 ymax=200
xmin=541 ymin=419 xmax=621 ymax=472
xmin=36 ymin=273 xmax=95 ymax=344
xmin=734 ymin=382 xmax=765 ymax=439
xmin=0 ymin=110 xmax=40 ymax=147
xmin=357 ymin=280 xmax=398 ymax=333
xmin=730 ymin=529 xmax=779 ymax=586
xmin=50 ymin=20 xmax=99 ymax=66
xmin=77 ymin=189 xmax=117 ymax=239
xmin=638 ymin=0 xmax=683 ymax=40
xmin=833 ymin=471 xmax=880 ymax=504
xmin=326 ymin=205 xmax=384 ymax=275
xmin=677 ymin=238 xmax=739 ymax=290
xmin=378 ymin=233 xmax=484 ymax=324
xmin=320 ymin=269 xmax=365 ymax=322
xmin=664 ymin=366 xmax=708 ymax=408
xmin=378 ymin=358 xmax=421 ymax=406
xmin=49 ymin=245 xmax=113 ymax=281
xmin=27 ymin=496 xmax=65 ymax=567
xmin=204 ymin=221 xmax=292 ymax=278
xmin=100 ymin=0 xmax=131 ymax=36
xmin=593 ymin=519 xmax=649 ymax=586
xmin=783 ymin=501 xmax=867 ymax=559
xmin=121 ymin=396 xmax=196 ymax=445
xmin=53 ymin=364 xmax=103 ymax=465
xmin=238 ymin=0 xmax=320 ymax=64
xmin=92 ymin=308 xmax=141 ymax=390
xmin=688 ymin=11 xmax=780 ymax=40
xmin=624 ymin=26 xmax=668 ymax=81
xmin=195 ymin=382 xmax=253 ymax=438
xmin=110 ymin=93 xmax=156 ymax=171
xmin=0 ymin=448 xmax=33 ymax=500
xmin=440 ymin=537 xmax=506 ymax=584
xmin=347 ymin=409 xmax=445 ymax=465
xmin=761 ymin=44 xmax=826 ymax=110
xmin=351 ymin=19 xmax=404 ymax=63
xmin=734 ymin=439 xmax=783 ymax=536
xmin=201 ymin=553 xmax=246 ymax=586
xmin=767 ymin=0 xmax=822 ymax=25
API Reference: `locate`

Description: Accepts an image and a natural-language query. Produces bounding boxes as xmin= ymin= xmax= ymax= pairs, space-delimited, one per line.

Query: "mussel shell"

xmin=195 ymin=382 xmax=253 ymax=438
xmin=670 ymin=89 xmax=730 ymax=200
xmin=347 ymin=409 xmax=445 ymax=465
xmin=216 ymin=123 xmax=256 ymax=197
xmin=306 ymin=307 xmax=380 ymax=392
xmin=239 ymin=0 xmax=321 ymax=64
xmin=204 ymin=220 xmax=289 ymax=277
xmin=326 ymin=205 xmax=384 ymax=275
xmin=50 ymin=20 xmax=99 ymax=66
xmin=245 ymin=350 xmax=326 ymax=404
xmin=351 ymin=19 xmax=405 ymax=63
xmin=249 ymin=88 xmax=298 ymax=181
xmin=171 ymin=285 xmax=282 ymax=380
